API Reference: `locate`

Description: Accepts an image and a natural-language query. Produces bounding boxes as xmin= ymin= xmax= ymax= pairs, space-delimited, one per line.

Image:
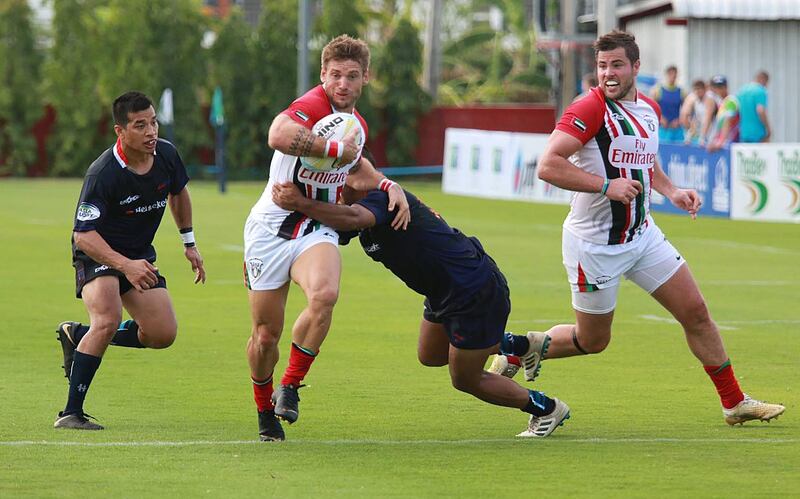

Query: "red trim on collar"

xmin=115 ymin=138 xmax=129 ymax=167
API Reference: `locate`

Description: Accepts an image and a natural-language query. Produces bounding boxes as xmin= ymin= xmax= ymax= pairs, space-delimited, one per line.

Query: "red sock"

xmin=507 ymin=355 xmax=521 ymax=366
xmin=703 ymin=360 xmax=744 ymax=409
xmin=281 ymin=343 xmax=317 ymax=386
xmin=252 ymin=374 xmax=274 ymax=412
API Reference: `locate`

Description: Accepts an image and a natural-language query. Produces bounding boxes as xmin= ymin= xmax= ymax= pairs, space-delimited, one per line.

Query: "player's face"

xmin=115 ymin=106 xmax=158 ymax=154
xmin=321 ymin=58 xmax=369 ymax=113
xmin=596 ymin=47 xmax=639 ymax=101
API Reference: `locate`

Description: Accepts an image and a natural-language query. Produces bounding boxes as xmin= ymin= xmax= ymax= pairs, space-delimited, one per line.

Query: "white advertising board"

xmin=730 ymin=143 xmax=800 ymax=223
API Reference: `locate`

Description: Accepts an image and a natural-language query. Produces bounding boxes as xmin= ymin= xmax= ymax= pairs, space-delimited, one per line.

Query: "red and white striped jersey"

xmin=555 ymin=87 xmax=662 ymax=245
xmin=250 ymin=85 xmax=369 ymax=240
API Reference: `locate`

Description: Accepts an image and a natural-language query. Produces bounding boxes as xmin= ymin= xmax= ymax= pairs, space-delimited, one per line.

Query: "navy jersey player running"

xmin=488 ymin=31 xmax=784 ymax=429
xmin=54 ymin=91 xmax=206 ymax=430
xmin=272 ymin=182 xmax=570 ymax=438
xmin=244 ymin=35 xmax=410 ymax=442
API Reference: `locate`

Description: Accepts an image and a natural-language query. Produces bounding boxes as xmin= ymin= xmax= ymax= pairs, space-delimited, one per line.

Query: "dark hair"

xmin=666 ymin=65 xmax=678 ymax=73
xmin=113 ymin=91 xmax=154 ymax=126
xmin=692 ymin=79 xmax=706 ymax=89
xmin=593 ymin=30 xmax=639 ymax=65
xmin=321 ymin=34 xmax=370 ymax=73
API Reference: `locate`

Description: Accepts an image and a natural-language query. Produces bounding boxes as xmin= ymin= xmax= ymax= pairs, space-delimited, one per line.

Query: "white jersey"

xmin=555 ymin=87 xmax=662 ymax=246
xmin=249 ymin=85 xmax=368 ymax=240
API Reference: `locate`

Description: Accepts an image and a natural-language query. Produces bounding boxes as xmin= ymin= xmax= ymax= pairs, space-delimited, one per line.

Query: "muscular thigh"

xmin=122 ymin=288 xmax=177 ymax=336
xmin=82 ymin=275 xmax=124 ymax=325
xmin=290 ymin=239 xmax=341 ymax=299
xmin=418 ymin=318 xmax=450 ymax=366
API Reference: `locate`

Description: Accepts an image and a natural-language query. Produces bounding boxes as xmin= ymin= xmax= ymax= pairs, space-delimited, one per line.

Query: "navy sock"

xmin=521 ymin=390 xmax=556 ymax=417
xmin=500 ymin=332 xmax=530 ymax=356
xmin=111 ymin=320 xmax=145 ymax=348
xmin=72 ymin=324 xmax=90 ymax=344
xmin=64 ymin=351 xmax=102 ymax=415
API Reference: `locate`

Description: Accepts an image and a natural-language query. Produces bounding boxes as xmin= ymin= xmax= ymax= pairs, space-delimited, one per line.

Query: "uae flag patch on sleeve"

xmin=294 ymin=110 xmax=309 ymax=122
xmin=572 ymin=118 xmax=587 ymax=132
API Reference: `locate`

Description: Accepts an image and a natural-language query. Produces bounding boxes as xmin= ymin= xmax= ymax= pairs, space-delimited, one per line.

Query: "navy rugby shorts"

xmin=73 ymin=254 xmax=166 ymax=298
xmin=423 ymin=267 xmax=510 ymax=350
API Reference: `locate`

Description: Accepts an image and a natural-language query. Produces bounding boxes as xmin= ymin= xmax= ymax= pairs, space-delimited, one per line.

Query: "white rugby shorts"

xmin=562 ymin=223 xmax=685 ymax=314
xmin=243 ymin=214 xmax=339 ymax=291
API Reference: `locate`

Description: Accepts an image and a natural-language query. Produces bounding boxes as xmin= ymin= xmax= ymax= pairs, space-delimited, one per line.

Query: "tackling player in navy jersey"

xmin=272 ymin=182 xmax=570 ymax=437
xmin=54 ymin=92 xmax=206 ymax=430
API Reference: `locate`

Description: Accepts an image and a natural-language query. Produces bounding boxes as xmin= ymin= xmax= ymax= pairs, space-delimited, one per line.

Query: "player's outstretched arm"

xmin=73 ymin=230 xmax=159 ymax=292
xmin=168 ymin=187 xmax=206 ymax=284
xmin=652 ymin=159 xmax=701 ymax=219
xmin=272 ymin=182 xmax=376 ymax=231
xmin=345 ymin=156 xmax=410 ymax=230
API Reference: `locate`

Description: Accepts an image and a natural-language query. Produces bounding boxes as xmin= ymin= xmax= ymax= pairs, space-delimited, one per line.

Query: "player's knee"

xmin=418 ymin=350 xmax=447 ymax=367
xmin=252 ymin=324 xmax=281 ymax=351
xmin=90 ymin=317 xmax=122 ymax=341
xmin=308 ymin=287 xmax=339 ymax=310
xmin=680 ymin=299 xmax=714 ymax=333
xmin=145 ymin=332 xmax=176 ymax=349
xmin=581 ymin=333 xmax=611 ymax=354
xmin=449 ymin=372 xmax=479 ymax=394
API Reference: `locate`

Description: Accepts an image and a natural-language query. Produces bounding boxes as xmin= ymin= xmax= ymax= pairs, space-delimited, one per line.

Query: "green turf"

xmin=1 ymin=178 xmax=797 ymax=498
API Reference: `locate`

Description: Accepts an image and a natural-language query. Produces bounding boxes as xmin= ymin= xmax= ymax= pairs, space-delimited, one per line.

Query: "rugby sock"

xmin=500 ymin=332 xmax=530 ymax=357
xmin=253 ymin=374 xmax=275 ymax=412
xmin=63 ymin=351 xmax=102 ymax=415
xmin=280 ymin=343 xmax=317 ymax=386
xmin=703 ymin=360 xmax=745 ymax=409
xmin=111 ymin=320 xmax=145 ymax=348
xmin=507 ymin=355 xmax=521 ymax=367
xmin=521 ymin=389 xmax=556 ymax=417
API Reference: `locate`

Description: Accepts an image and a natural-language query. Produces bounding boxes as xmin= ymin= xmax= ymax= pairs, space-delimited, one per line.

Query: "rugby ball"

xmin=300 ymin=112 xmax=365 ymax=172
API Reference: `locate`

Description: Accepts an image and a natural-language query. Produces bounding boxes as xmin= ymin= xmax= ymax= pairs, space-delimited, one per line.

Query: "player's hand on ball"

xmin=605 ymin=177 xmax=643 ymax=204
xmin=185 ymin=246 xmax=206 ymax=284
xmin=340 ymin=129 xmax=360 ymax=166
xmin=272 ymin=182 xmax=304 ymax=211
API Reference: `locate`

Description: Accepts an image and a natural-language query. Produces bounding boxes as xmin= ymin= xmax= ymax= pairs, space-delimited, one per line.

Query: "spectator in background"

xmin=707 ymin=75 xmax=739 ymax=152
xmin=650 ymin=65 xmax=685 ymax=143
xmin=680 ymin=79 xmax=715 ymax=146
xmin=701 ymin=75 xmax=725 ymax=143
xmin=573 ymin=72 xmax=598 ymax=102
xmin=737 ymin=71 xmax=771 ymax=143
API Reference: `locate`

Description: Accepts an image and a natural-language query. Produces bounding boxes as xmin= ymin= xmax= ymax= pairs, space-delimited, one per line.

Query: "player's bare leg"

xmin=247 ymin=284 xmax=290 ymax=440
xmin=417 ymin=318 xmax=449 ymax=367
xmin=122 ymin=288 xmax=178 ymax=349
xmin=652 ymin=264 xmax=785 ymax=424
xmin=544 ymin=310 xmax=615 ymax=358
xmin=271 ymin=242 xmax=340 ymax=424
xmin=55 ymin=276 xmax=122 ymax=430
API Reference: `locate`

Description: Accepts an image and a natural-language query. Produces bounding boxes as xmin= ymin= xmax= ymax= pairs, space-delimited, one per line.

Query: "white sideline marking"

xmin=220 ymin=244 xmax=243 ymax=253
xmin=677 ymin=238 xmax=799 ymax=256
xmin=639 ymin=314 xmax=800 ymax=330
xmin=1 ymin=437 xmax=796 ymax=447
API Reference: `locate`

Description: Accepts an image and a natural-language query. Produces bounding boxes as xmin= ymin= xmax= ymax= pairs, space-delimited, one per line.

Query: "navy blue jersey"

xmin=72 ymin=138 xmax=189 ymax=261
xmin=354 ymin=190 xmax=493 ymax=310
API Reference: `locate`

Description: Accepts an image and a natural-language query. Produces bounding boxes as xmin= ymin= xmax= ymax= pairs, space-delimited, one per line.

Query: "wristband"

xmin=325 ymin=140 xmax=344 ymax=159
xmin=179 ymin=227 xmax=196 ymax=248
xmin=600 ymin=179 xmax=610 ymax=196
xmin=379 ymin=178 xmax=397 ymax=192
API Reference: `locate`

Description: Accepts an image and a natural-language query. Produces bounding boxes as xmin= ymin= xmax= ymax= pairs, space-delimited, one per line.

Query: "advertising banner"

xmin=653 ymin=143 xmax=731 ymax=217
xmin=730 ymin=143 xmax=800 ymax=223
xmin=442 ymin=128 xmax=571 ymax=204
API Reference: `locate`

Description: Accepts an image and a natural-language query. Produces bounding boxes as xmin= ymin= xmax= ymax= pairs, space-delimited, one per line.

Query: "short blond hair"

xmin=321 ymin=34 xmax=370 ymax=73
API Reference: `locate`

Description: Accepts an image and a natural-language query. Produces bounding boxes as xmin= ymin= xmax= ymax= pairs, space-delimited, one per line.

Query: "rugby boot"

xmin=723 ymin=394 xmax=785 ymax=425
xmin=272 ymin=384 xmax=304 ymax=424
xmin=258 ymin=409 xmax=285 ymax=441
xmin=516 ymin=398 xmax=570 ymax=438
xmin=54 ymin=411 xmax=104 ymax=430
xmin=522 ymin=331 xmax=551 ymax=382
xmin=56 ymin=321 xmax=81 ymax=381
xmin=488 ymin=354 xmax=520 ymax=378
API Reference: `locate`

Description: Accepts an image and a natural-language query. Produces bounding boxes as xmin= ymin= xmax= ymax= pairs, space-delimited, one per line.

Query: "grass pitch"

xmin=1 ymin=179 xmax=797 ymax=497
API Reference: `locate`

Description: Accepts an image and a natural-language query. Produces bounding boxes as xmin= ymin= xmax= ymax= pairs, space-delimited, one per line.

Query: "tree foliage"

xmin=0 ymin=0 xmax=43 ymax=175
xmin=374 ymin=17 xmax=430 ymax=166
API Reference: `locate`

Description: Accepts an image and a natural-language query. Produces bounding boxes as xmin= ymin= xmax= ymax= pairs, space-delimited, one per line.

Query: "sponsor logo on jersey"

xmin=119 ymin=195 xmax=140 ymax=205
xmin=294 ymin=110 xmax=309 ymax=122
xmin=132 ymin=198 xmax=168 ymax=214
xmin=609 ymin=136 xmax=657 ymax=169
xmin=247 ymin=258 xmax=264 ymax=279
xmin=364 ymin=243 xmax=381 ymax=253
xmin=95 ymin=265 xmax=109 ymax=273
xmin=595 ymin=275 xmax=612 ymax=284
xmin=76 ymin=202 xmax=101 ymax=221
xmin=297 ymin=166 xmax=349 ymax=187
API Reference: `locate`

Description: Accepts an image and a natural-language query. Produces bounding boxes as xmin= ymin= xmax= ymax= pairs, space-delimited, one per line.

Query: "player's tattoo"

xmin=288 ymin=127 xmax=315 ymax=157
